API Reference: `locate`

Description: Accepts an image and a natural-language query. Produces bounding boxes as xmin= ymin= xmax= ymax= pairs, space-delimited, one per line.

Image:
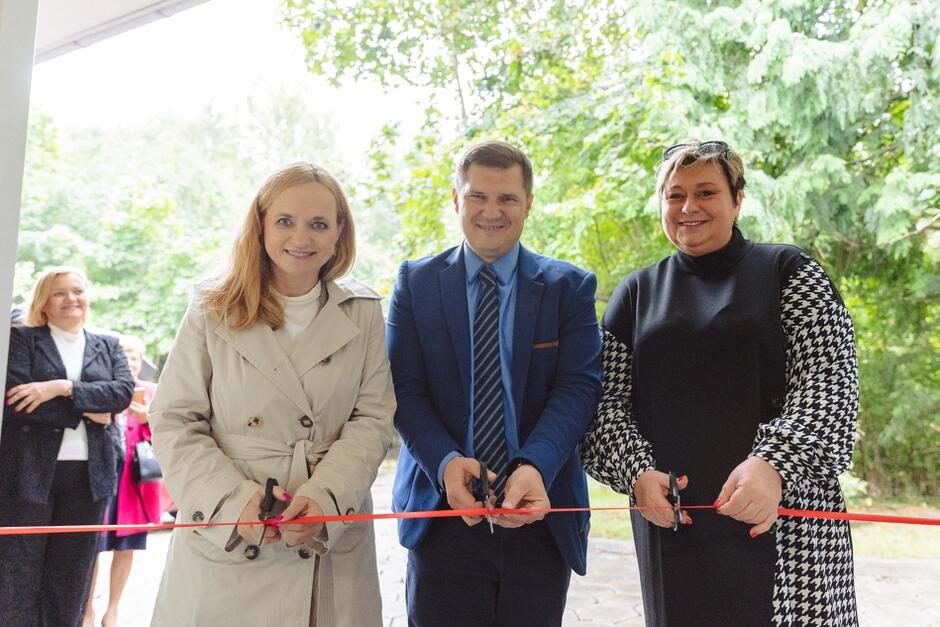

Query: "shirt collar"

xmin=463 ymin=241 xmax=520 ymax=286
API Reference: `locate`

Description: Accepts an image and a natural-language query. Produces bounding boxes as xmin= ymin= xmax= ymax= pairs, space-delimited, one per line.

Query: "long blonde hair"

xmin=202 ymin=162 xmax=356 ymax=330
xmin=26 ymin=266 xmax=90 ymax=327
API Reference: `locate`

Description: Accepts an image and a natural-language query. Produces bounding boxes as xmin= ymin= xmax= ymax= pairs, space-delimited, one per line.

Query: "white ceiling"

xmin=35 ymin=0 xmax=210 ymax=63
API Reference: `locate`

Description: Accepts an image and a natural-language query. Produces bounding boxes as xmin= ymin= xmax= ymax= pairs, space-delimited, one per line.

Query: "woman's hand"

xmin=634 ymin=470 xmax=692 ymax=528
xmin=236 ymin=485 xmax=291 ymax=546
xmin=6 ymin=380 xmax=71 ymax=413
xmin=715 ymin=456 xmax=782 ymax=537
xmin=278 ymin=496 xmax=326 ymax=547
xmin=84 ymin=412 xmax=112 ymax=425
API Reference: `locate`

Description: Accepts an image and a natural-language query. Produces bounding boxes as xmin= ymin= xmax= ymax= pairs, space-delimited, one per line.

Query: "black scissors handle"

xmin=666 ymin=471 xmax=682 ymax=532
xmin=244 ymin=477 xmax=278 ymax=560
xmin=473 ymin=460 xmax=489 ymax=503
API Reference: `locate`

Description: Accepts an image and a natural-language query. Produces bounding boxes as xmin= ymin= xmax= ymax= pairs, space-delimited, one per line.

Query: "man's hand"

xmin=278 ymin=495 xmax=325 ymax=547
xmin=443 ymin=456 xmax=496 ymax=526
xmin=6 ymin=380 xmax=70 ymax=413
xmin=715 ymin=456 xmax=782 ymax=537
xmin=492 ymin=464 xmax=549 ymax=528
xmin=633 ymin=470 xmax=692 ymax=528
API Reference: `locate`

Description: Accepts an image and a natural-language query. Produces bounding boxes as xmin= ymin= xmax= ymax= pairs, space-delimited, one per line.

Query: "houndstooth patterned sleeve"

xmin=751 ymin=259 xmax=859 ymax=488
xmin=580 ymin=329 xmax=656 ymax=497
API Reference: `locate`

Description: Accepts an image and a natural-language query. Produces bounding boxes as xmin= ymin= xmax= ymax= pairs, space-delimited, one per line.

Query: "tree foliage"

xmin=286 ymin=0 xmax=940 ymax=496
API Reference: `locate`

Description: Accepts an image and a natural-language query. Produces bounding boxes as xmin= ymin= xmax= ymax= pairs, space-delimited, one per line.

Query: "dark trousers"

xmin=0 ymin=461 xmax=107 ymax=627
xmin=406 ymin=516 xmax=571 ymax=626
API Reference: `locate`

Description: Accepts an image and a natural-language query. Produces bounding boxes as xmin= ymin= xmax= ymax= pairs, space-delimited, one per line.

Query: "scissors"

xmin=473 ymin=459 xmax=495 ymax=534
xmin=666 ymin=471 xmax=682 ymax=532
xmin=244 ymin=477 xmax=279 ymax=560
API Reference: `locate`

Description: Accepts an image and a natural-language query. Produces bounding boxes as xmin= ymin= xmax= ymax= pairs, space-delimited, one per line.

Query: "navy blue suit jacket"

xmin=1 ymin=326 xmax=134 ymax=503
xmin=389 ymin=245 xmax=602 ymax=575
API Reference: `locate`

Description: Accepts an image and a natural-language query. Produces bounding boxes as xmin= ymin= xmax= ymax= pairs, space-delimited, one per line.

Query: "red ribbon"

xmin=0 ymin=504 xmax=937 ymax=536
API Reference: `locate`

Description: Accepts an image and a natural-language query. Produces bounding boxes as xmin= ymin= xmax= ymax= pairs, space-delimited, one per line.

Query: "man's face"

xmin=453 ymin=164 xmax=533 ymax=264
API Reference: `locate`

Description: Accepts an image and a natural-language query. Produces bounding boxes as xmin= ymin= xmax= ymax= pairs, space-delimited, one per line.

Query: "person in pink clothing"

xmin=83 ymin=335 xmax=161 ymax=627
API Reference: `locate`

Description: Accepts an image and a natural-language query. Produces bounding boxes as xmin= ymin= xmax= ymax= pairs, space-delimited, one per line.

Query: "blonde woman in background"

xmin=1 ymin=267 xmax=134 ymax=627
xmin=150 ymin=163 xmax=396 ymax=626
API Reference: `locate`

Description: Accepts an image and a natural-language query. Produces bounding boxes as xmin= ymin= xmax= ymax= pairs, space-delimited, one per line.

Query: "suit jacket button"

xmin=247 ymin=416 xmax=261 ymax=427
xmin=192 ymin=511 xmax=204 ymax=522
xmin=298 ymin=548 xmax=312 ymax=559
xmin=299 ymin=416 xmax=313 ymax=428
xmin=319 ymin=355 xmax=331 ymax=366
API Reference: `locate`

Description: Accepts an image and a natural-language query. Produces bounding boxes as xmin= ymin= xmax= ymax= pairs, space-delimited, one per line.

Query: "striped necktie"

xmin=473 ymin=265 xmax=509 ymax=494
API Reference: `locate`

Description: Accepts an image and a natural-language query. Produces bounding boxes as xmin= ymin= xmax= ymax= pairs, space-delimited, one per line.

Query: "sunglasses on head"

xmin=662 ymin=140 xmax=730 ymax=161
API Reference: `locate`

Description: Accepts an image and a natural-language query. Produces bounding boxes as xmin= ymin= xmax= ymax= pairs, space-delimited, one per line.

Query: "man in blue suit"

xmin=388 ymin=140 xmax=602 ymax=625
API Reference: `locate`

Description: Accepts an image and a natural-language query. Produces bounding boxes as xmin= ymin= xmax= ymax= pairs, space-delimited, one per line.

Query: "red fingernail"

xmin=712 ymin=499 xmax=720 ymax=507
xmin=282 ymin=492 xmax=292 ymax=501
xmin=274 ymin=515 xmax=284 ymax=522
xmin=678 ymin=475 xmax=687 ymax=482
xmin=749 ymin=530 xmax=758 ymax=538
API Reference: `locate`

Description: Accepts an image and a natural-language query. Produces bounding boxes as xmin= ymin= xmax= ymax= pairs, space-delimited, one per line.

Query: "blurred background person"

xmin=84 ymin=334 xmax=161 ymax=627
xmin=10 ymin=305 xmax=25 ymax=328
xmin=1 ymin=266 xmax=134 ymax=627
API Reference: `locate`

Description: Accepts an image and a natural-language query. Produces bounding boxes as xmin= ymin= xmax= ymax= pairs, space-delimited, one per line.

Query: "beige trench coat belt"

xmin=214 ymin=432 xmax=337 ymax=494
xmin=213 ymin=432 xmax=340 ymax=627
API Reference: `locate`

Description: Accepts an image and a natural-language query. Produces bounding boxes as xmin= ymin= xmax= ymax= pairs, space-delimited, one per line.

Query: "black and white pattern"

xmin=581 ymin=260 xmax=859 ymax=626
xmin=580 ymin=330 xmax=654 ymax=498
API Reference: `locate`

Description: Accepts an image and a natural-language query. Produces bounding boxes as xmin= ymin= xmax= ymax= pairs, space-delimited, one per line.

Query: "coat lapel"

xmin=440 ymin=247 xmax=471 ymax=406
xmin=81 ymin=331 xmax=106 ymax=374
xmin=288 ymin=286 xmax=360 ymax=378
xmin=510 ymin=247 xmax=544 ymax=420
xmin=213 ymin=321 xmax=314 ymax=418
xmin=35 ymin=327 xmax=67 ymax=378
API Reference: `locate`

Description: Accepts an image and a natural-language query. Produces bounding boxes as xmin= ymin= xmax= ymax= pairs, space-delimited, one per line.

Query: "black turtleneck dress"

xmin=582 ymin=228 xmax=859 ymax=626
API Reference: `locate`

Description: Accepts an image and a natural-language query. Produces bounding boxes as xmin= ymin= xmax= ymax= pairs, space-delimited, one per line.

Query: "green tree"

xmin=287 ymin=0 xmax=940 ymax=496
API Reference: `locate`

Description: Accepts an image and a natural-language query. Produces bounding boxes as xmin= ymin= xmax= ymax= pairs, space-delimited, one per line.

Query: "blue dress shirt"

xmin=437 ymin=241 xmax=521 ymax=487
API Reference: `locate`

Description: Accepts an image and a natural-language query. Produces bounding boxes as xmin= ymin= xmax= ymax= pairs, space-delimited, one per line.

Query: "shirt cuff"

xmin=437 ymin=451 xmax=461 ymax=490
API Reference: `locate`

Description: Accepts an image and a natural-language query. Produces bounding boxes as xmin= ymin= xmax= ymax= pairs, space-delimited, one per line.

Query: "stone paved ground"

xmin=89 ymin=467 xmax=940 ymax=626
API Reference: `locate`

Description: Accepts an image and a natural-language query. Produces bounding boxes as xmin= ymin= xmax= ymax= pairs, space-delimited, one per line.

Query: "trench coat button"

xmin=319 ymin=355 xmax=331 ymax=366
xmin=21 ymin=424 xmax=31 ymax=433
xmin=247 ymin=416 xmax=261 ymax=427
xmin=299 ymin=415 xmax=313 ymax=428
xmin=192 ymin=511 xmax=204 ymax=522
xmin=298 ymin=548 xmax=312 ymax=559
xmin=244 ymin=545 xmax=260 ymax=560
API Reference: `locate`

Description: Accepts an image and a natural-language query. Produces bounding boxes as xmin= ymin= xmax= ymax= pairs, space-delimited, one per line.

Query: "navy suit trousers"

xmin=406 ymin=516 xmax=571 ymax=626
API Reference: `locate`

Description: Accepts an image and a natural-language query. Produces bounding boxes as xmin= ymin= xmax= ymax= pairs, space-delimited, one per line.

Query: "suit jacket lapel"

xmin=511 ymin=247 xmax=544 ymax=421
xmin=35 ymin=327 xmax=67 ymax=379
xmin=440 ymin=247 xmax=471 ymax=407
xmin=81 ymin=331 xmax=105 ymax=374
xmin=213 ymin=321 xmax=314 ymax=418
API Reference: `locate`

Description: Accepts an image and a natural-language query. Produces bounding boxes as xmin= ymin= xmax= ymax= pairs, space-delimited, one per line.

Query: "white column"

xmin=0 ymin=0 xmax=40 ymax=441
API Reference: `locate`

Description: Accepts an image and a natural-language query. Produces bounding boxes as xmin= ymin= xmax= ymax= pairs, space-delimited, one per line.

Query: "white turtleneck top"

xmin=274 ymin=282 xmax=322 ymax=355
xmin=48 ymin=323 xmax=89 ymax=460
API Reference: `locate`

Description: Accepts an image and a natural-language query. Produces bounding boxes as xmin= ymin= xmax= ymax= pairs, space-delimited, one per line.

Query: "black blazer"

xmin=1 ymin=325 xmax=135 ymax=503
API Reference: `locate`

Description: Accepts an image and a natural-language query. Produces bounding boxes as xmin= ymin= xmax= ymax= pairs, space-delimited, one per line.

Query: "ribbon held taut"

xmin=0 ymin=504 xmax=937 ymax=536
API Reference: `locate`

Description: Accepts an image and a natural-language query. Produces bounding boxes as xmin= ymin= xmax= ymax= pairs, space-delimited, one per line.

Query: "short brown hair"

xmin=656 ymin=140 xmax=747 ymax=205
xmin=203 ymin=162 xmax=356 ymax=330
xmin=454 ymin=140 xmax=534 ymax=196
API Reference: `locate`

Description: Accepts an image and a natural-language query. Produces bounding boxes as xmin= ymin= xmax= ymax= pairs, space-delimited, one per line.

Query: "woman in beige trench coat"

xmin=149 ymin=163 xmax=395 ymax=627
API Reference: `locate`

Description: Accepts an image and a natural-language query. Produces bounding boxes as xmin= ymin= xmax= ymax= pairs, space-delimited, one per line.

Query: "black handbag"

xmin=132 ymin=439 xmax=163 ymax=483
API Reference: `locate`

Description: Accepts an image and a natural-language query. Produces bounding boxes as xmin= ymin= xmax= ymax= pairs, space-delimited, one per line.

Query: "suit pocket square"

xmin=532 ymin=340 xmax=560 ymax=350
